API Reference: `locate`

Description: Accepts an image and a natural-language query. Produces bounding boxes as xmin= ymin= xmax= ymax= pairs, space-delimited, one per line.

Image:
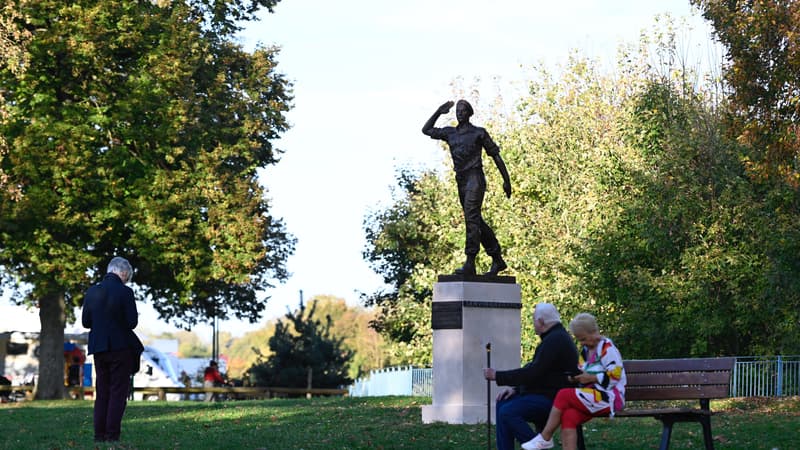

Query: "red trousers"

xmin=553 ymin=388 xmax=611 ymax=429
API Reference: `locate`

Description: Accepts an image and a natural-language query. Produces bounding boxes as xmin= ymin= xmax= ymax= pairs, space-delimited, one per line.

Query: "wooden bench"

xmin=577 ymin=357 xmax=735 ymax=450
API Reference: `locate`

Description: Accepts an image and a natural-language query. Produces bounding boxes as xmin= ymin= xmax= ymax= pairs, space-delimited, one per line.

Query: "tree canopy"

xmin=0 ymin=0 xmax=293 ymax=398
xmin=691 ymin=0 xmax=800 ymax=185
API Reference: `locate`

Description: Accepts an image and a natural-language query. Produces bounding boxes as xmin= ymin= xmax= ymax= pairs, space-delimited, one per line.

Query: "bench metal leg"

xmin=700 ymin=416 xmax=715 ymax=450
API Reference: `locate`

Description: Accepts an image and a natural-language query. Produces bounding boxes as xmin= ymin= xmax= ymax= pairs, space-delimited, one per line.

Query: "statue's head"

xmin=456 ymin=100 xmax=474 ymax=124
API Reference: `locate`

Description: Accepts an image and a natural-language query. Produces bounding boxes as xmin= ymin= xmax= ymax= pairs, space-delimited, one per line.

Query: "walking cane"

xmin=486 ymin=342 xmax=492 ymax=450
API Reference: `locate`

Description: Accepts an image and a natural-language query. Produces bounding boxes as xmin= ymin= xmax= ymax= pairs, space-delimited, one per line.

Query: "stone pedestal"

xmin=421 ymin=275 xmax=521 ymax=424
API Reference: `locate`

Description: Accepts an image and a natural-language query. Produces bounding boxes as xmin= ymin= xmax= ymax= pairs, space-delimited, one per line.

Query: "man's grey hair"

xmin=107 ymin=256 xmax=133 ymax=283
xmin=534 ymin=303 xmax=561 ymax=327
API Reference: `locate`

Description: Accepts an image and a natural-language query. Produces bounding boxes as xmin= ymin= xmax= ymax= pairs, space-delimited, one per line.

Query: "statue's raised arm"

xmin=422 ymin=101 xmax=454 ymax=136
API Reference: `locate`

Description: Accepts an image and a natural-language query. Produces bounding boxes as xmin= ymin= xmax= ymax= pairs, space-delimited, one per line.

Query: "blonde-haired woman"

xmin=522 ymin=313 xmax=626 ymax=450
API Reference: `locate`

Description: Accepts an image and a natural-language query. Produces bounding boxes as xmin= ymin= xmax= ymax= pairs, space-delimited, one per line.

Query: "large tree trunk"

xmin=34 ymin=292 xmax=66 ymax=400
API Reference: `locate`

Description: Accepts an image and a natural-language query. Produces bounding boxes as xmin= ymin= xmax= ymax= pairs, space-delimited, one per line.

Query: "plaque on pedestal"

xmin=421 ymin=275 xmax=522 ymax=424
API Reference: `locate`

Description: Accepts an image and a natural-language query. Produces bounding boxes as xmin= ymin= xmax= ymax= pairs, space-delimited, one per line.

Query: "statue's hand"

xmin=437 ymin=101 xmax=454 ymax=114
xmin=503 ymin=181 xmax=512 ymax=199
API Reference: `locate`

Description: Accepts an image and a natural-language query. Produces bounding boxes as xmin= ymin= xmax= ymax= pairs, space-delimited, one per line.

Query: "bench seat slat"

xmin=616 ymin=407 xmax=712 ymax=417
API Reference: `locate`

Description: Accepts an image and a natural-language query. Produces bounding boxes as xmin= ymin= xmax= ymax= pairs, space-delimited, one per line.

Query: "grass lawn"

xmin=0 ymin=396 xmax=798 ymax=449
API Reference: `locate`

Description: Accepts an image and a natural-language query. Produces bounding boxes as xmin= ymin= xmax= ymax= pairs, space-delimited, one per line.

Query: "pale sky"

xmin=1 ymin=1 xmax=715 ymax=339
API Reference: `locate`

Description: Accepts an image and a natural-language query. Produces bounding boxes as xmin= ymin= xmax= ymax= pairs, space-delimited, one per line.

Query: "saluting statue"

xmin=422 ymin=100 xmax=511 ymax=276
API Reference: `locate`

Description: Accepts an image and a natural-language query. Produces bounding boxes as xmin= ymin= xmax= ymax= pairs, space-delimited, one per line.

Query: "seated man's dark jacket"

xmin=495 ymin=322 xmax=578 ymax=399
xmin=82 ymin=273 xmax=140 ymax=356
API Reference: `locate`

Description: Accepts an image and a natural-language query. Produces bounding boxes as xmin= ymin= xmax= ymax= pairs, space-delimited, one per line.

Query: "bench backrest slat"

xmin=622 ymin=357 xmax=734 ymax=402
xmin=626 ymin=384 xmax=730 ymax=400
xmin=626 ymin=371 xmax=732 ymax=387
xmin=624 ymin=357 xmax=735 ymax=373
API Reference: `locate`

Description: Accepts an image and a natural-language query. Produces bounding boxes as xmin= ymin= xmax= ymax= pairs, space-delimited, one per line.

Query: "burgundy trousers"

xmin=93 ymin=349 xmax=134 ymax=441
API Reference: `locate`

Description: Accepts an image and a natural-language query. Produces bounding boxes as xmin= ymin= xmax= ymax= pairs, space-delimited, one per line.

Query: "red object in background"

xmin=63 ymin=342 xmax=86 ymax=365
xmin=204 ymin=366 xmax=225 ymax=384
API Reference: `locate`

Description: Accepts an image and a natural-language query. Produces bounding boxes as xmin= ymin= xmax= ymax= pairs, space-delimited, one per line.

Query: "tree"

xmin=248 ymin=300 xmax=353 ymax=389
xmin=0 ymin=0 xmax=293 ymax=398
xmin=691 ymin=0 xmax=800 ymax=185
xmin=673 ymin=0 xmax=800 ymax=354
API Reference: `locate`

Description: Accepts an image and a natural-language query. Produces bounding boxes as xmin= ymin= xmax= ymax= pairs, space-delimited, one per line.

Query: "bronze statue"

xmin=422 ymin=100 xmax=511 ymax=276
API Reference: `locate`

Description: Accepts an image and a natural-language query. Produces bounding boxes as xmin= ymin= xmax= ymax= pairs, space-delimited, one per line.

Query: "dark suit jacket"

xmin=494 ymin=323 xmax=579 ymax=399
xmin=82 ymin=272 xmax=140 ymax=355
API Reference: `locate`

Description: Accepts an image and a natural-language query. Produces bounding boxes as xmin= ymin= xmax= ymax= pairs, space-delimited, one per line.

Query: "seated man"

xmin=484 ymin=303 xmax=579 ymax=450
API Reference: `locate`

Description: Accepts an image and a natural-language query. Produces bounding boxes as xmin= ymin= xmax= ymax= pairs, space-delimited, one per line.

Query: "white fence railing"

xmin=348 ymin=366 xmax=431 ymax=397
xmin=350 ymin=356 xmax=800 ymax=398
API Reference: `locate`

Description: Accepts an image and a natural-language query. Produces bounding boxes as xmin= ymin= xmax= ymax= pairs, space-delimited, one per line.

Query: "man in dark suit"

xmin=82 ymin=256 xmax=142 ymax=443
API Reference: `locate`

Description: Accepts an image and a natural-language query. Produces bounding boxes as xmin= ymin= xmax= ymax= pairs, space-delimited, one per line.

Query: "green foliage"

xmin=581 ymin=79 xmax=775 ymax=357
xmin=248 ymin=300 xmax=353 ymax=389
xmin=0 ymin=0 xmax=293 ymax=398
xmin=0 ymin=0 xmax=294 ymax=320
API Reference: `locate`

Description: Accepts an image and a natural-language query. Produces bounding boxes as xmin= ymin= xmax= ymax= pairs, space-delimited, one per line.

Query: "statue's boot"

xmin=454 ymin=255 xmax=477 ymax=276
xmin=485 ymin=255 xmax=508 ymax=276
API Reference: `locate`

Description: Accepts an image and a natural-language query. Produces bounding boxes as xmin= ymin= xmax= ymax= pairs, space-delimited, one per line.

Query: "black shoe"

xmin=485 ymin=257 xmax=507 ymax=276
xmin=454 ymin=257 xmax=477 ymax=276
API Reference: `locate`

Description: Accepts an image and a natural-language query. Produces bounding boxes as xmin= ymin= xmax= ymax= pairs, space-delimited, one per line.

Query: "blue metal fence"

xmin=731 ymin=355 xmax=800 ymax=397
xmin=350 ymin=356 xmax=800 ymax=398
